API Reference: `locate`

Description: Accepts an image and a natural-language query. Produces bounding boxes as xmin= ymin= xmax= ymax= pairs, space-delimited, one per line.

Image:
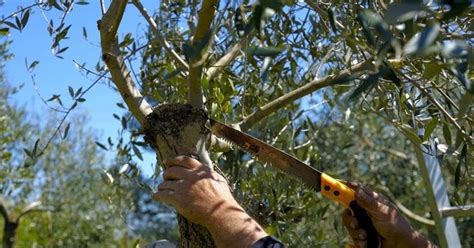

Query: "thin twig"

xmin=187 ymin=0 xmax=198 ymax=37
xmin=0 ymin=3 xmax=40 ymax=23
xmin=132 ymin=0 xmax=188 ymax=69
xmin=36 ymin=40 xmax=153 ymax=154
xmin=206 ymin=37 xmax=250 ymax=80
xmin=30 ymin=74 xmax=68 ymax=113
xmin=73 ymin=60 xmax=112 ymax=80
xmin=100 ymin=0 xmax=106 ymax=15
xmin=58 ymin=2 xmax=71 ymax=27
xmin=431 ymin=83 xmax=459 ymax=111
xmin=314 ymin=42 xmax=340 ymax=79
xmin=411 ymin=80 xmax=469 ymax=142
xmin=239 ymin=59 xmax=374 ymax=130
xmin=39 ymin=70 xmax=109 ymax=154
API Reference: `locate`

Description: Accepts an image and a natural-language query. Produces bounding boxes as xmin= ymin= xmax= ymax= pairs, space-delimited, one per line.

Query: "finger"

xmin=354 ymin=239 xmax=367 ymax=248
xmin=152 ymin=190 xmax=176 ymax=205
xmin=348 ymin=182 xmax=378 ymax=199
xmin=342 ymin=208 xmax=358 ymax=229
xmin=163 ymin=166 xmax=192 ymax=180
xmin=354 ymin=229 xmax=367 ymax=240
xmin=354 ymin=187 xmax=379 ymax=214
xmin=346 ymin=181 xmax=361 ymax=190
xmin=158 ymin=180 xmax=180 ymax=191
xmin=346 ymin=182 xmax=383 ymax=208
xmin=164 ymin=155 xmax=203 ymax=170
xmin=346 ymin=226 xmax=367 ymax=243
xmin=376 ymin=193 xmax=391 ymax=205
xmin=355 ymin=187 xmax=391 ymax=218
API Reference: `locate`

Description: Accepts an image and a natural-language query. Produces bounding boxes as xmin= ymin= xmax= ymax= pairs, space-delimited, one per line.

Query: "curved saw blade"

xmin=209 ymin=119 xmax=322 ymax=191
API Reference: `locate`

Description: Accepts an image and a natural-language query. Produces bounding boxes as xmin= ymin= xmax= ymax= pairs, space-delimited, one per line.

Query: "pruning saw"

xmin=209 ymin=119 xmax=382 ymax=248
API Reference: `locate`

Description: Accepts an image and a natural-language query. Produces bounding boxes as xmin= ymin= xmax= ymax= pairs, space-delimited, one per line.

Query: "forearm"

xmin=206 ymin=201 xmax=268 ymax=248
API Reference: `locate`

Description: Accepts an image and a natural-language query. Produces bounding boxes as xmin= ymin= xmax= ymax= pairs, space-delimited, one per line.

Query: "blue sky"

xmin=2 ymin=1 xmax=159 ymax=176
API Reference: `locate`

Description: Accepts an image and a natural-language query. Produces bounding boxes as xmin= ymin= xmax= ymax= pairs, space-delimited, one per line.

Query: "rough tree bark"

xmin=1 ymin=198 xmax=17 ymax=248
xmin=144 ymin=104 xmax=215 ymax=247
xmin=2 ymin=220 xmax=19 ymax=248
xmin=100 ymin=1 xmax=216 ymax=245
xmin=1 ymin=198 xmax=43 ymax=248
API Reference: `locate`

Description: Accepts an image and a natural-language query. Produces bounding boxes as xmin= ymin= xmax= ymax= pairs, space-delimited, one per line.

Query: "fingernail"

xmin=351 ymin=221 xmax=357 ymax=229
xmin=347 ymin=181 xmax=357 ymax=187
xmin=357 ymin=189 xmax=367 ymax=200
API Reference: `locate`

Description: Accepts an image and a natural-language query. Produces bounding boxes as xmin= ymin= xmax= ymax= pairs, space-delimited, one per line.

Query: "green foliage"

xmin=0 ymin=80 xmax=178 ymax=246
xmin=2 ymin=0 xmax=472 ymax=247
xmin=137 ymin=1 xmax=472 ymax=246
xmin=0 ymin=82 xmax=122 ymax=245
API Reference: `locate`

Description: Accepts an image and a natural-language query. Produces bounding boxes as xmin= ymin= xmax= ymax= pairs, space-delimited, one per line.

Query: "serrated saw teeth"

xmin=217 ymin=135 xmax=257 ymax=155
xmin=219 ymin=137 xmax=235 ymax=147
xmin=209 ymin=120 xmax=259 ymax=156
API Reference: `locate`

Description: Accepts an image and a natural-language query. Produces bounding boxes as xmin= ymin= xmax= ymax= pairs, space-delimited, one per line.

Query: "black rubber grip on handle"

xmin=349 ymin=201 xmax=381 ymax=248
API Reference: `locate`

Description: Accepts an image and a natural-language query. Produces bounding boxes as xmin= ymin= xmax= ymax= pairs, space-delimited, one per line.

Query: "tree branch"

xmin=411 ymin=80 xmax=470 ymax=142
xmin=100 ymin=0 xmax=152 ymax=125
xmin=17 ymin=201 xmax=42 ymax=221
xmin=0 ymin=3 xmax=40 ymax=23
xmin=193 ymin=0 xmax=218 ymax=47
xmin=0 ymin=196 xmax=11 ymax=222
xmin=100 ymin=0 xmax=106 ymax=15
xmin=393 ymin=199 xmax=435 ymax=226
xmin=206 ymin=37 xmax=249 ymax=81
xmin=100 ymin=0 xmax=126 ymax=45
xmin=132 ymin=0 xmax=189 ymax=69
xmin=188 ymin=0 xmax=218 ymax=108
xmin=239 ymin=59 xmax=375 ymax=130
xmin=304 ymin=1 xmax=344 ymax=31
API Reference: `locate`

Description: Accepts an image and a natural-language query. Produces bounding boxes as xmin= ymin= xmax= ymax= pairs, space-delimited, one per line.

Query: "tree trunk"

xmin=145 ymin=104 xmax=215 ymax=248
xmin=3 ymin=220 xmax=18 ymax=248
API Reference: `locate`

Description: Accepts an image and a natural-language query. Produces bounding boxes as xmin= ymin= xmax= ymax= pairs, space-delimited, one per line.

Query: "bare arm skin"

xmin=153 ymin=156 xmax=268 ymax=248
xmin=342 ymin=183 xmax=437 ymax=248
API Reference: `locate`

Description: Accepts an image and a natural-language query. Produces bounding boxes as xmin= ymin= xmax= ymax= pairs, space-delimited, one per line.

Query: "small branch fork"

xmin=206 ymin=37 xmax=249 ymax=80
xmin=0 ymin=197 xmax=45 ymax=223
xmin=131 ymin=0 xmax=189 ymax=69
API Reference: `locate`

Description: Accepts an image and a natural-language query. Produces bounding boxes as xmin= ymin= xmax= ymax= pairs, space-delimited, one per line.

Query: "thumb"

xmin=353 ymin=186 xmax=380 ymax=216
xmin=152 ymin=190 xmax=177 ymax=206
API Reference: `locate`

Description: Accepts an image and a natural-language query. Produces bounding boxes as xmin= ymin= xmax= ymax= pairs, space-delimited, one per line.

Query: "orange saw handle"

xmin=320 ymin=173 xmax=382 ymax=248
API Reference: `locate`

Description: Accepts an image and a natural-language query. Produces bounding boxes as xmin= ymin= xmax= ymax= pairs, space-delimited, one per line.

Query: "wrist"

xmin=205 ymin=200 xmax=267 ymax=247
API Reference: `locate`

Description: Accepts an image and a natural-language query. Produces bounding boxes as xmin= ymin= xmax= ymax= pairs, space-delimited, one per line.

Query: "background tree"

xmin=0 ymin=37 xmax=177 ymax=246
xmin=1 ymin=0 xmax=472 ymax=247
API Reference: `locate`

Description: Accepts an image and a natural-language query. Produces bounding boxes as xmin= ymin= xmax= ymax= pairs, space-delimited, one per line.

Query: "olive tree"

xmin=1 ymin=0 xmax=471 ymax=247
